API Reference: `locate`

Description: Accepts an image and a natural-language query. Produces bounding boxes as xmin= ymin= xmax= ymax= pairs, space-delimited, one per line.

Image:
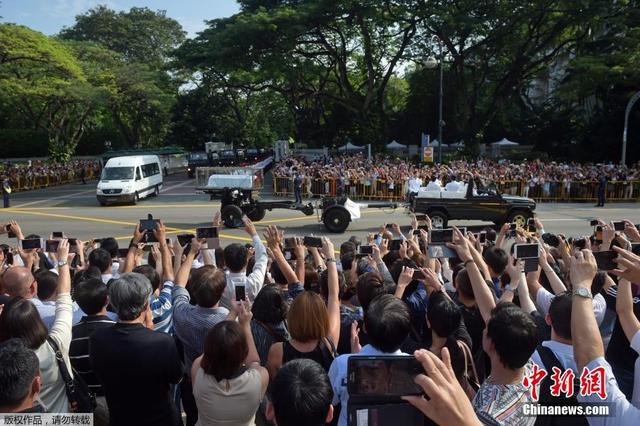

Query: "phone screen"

xmin=284 ymin=237 xmax=297 ymax=248
xmin=5 ymin=224 xmax=16 ymax=238
xmin=347 ymin=356 xmax=424 ymax=396
xmin=524 ymin=258 xmax=539 ymax=273
xmin=303 ymin=236 xmax=323 ymax=248
xmin=20 ymin=238 xmax=43 ymax=250
xmin=632 ymin=243 xmax=640 ymax=256
xmin=177 ymin=233 xmax=195 ymax=247
xmin=430 ymin=229 xmax=453 ymax=244
xmin=359 ymin=245 xmax=373 ymax=255
xmin=139 ymin=219 xmax=160 ymax=232
xmin=479 ymin=232 xmax=487 ymax=244
xmin=415 ymin=215 xmax=427 ymax=221
xmin=117 ymin=248 xmax=129 ymax=258
xmin=509 ymin=223 xmax=517 ymax=231
xmin=388 ymin=239 xmax=403 ymax=251
xmin=590 ymin=219 xmax=599 ymax=227
xmin=385 ymin=223 xmax=395 ymax=229
xmin=196 ymin=227 xmax=219 ymax=239
xmin=45 ymin=239 xmax=60 ymax=253
xmin=595 ymin=226 xmax=603 ymax=242
xmin=572 ymin=238 xmax=587 ymax=250
xmin=52 ymin=231 xmax=64 ymax=238
xmin=594 ymin=251 xmax=617 ymax=271
xmin=235 ymin=284 xmax=246 ymax=301
xmin=515 ymin=243 xmax=539 ymax=259
xmin=613 ymin=221 xmax=626 ymax=232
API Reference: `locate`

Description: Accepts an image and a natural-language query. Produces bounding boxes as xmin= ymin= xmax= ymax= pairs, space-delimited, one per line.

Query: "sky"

xmin=0 ymin=0 xmax=241 ymax=37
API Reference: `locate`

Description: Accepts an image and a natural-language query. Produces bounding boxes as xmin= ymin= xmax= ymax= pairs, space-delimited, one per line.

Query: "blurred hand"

xmin=56 ymin=239 xmax=70 ymax=263
xmin=212 ymin=211 xmax=222 ymax=227
xmin=447 ymin=227 xmax=472 ymax=262
xmin=398 ymin=241 xmax=408 ymax=259
xmin=132 ymin=224 xmax=144 ymax=244
xmin=172 ymin=238 xmax=185 ymax=257
xmin=612 ymin=246 xmax=640 ymax=283
xmin=294 ymin=237 xmax=305 ymax=261
xmin=189 ymin=238 xmax=204 ymax=255
xmin=505 ymin=256 xmax=523 ymax=281
xmin=623 ymin=220 xmax=640 ymax=242
xmin=243 ymin=216 xmax=257 ymax=237
xmin=350 ymin=320 xmax=362 ymax=353
xmin=397 ymin=265 xmax=414 ymax=289
xmin=569 ymin=249 xmax=597 ymax=289
xmin=392 ymin=223 xmax=402 ymax=236
xmin=410 ymin=214 xmax=418 ymax=231
xmin=153 ymin=220 xmax=167 ymax=245
xmin=321 ymin=237 xmax=335 ymax=260
xmin=420 ymin=267 xmax=443 ymax=292
xmin=236 ymin=299 xmax=253 ymax=327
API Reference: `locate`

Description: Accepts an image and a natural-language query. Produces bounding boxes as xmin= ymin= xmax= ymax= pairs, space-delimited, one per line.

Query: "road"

xmin=1 ymin=174 xmax=638 ymax=248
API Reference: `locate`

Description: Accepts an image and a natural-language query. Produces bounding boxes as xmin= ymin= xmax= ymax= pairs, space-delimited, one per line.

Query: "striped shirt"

xmin=151 ymin=280 xmax=174 ymax=334
xmin=172 ymin=286 xmax=229 ymax=374
xmin=69 ymin=315 xmax=116 ymax=396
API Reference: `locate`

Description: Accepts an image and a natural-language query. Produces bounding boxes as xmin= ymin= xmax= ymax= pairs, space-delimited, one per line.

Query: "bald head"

xmin=2 ymin=267 xmax=36 ymax=299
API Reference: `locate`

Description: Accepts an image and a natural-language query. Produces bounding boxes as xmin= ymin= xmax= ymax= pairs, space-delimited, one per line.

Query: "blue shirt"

xmin=34 ymin=298 xmax=117 ymax=329
xmin=150 ymin=280 xmax=174 ymax=334
xmin=328 ymin=345 xmax=408 ymax=426
xmin=172 ymin=286 xmax=229 ymax=374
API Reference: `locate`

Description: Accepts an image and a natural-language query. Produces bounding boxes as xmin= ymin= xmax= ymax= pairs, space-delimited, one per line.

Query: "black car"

xmin=412 ymin=186 xmax=536 ymax=228
xmin=187 ymin=152 xmax=210 ymax=178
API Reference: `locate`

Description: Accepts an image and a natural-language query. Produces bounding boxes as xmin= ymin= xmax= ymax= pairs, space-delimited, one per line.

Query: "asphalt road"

xmin=1 ymin=173 xmax=639 ymax=248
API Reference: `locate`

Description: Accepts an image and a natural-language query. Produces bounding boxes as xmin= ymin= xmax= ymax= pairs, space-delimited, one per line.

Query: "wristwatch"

xmin=57 ymin=260 xmax=68 ymax=268
xmin=573 ymin=287 xmax=592 ymax=299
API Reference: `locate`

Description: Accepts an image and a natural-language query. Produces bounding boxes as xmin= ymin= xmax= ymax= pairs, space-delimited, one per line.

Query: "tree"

xmin=176 ymin=0 xmax=425 ymax=146
xmin=59 ymin=5 xmax=186 ymax=69
xmin=0 ymin=24 xmax=108 ymax=160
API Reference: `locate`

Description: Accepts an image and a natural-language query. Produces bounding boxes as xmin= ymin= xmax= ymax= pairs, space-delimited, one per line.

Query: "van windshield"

xmin=102 ymin=167 xmax=134 ymax=180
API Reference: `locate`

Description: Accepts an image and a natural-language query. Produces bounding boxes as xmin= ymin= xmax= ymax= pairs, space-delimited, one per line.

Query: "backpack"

xmin=534 ymin=345 xmax=588 ymax=426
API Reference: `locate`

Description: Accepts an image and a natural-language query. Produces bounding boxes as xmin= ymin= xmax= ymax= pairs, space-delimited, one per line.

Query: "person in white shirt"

xmin=571 ymin=248 xmax=640 ymax=426
xmin=425 ymin=175 xmax=443 ymax=192
xmin=221 ymin=216 xmax=268 ymax=310
xmin=329 ymin=295 xmax=411 ymax=426
xmin=444 ymin=175 xmax=461 ymax=192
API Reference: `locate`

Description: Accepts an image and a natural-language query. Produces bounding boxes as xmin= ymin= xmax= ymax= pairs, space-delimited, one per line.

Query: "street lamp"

xmin=425 ymin=36 xmax=444 ymax=164
xmin=622 ymin=90 xmax=640 ymax=165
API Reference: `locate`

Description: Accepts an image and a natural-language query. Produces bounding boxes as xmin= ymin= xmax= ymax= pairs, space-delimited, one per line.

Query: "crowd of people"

xmin=274 ymin=154 xmax=640 ymax=201
xmin=0 ymin=160 xmax=102 ymax=192
xmin=0 ymin=211 xmax=639 ymax=426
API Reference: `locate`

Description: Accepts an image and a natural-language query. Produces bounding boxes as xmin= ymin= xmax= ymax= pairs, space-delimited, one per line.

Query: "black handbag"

xmin=47 ymin=337 xmax=97 ymax=413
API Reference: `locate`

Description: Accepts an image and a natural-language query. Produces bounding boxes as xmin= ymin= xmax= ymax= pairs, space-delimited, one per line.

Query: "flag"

xmin=421 ymin=133 xmax=430 ymax=147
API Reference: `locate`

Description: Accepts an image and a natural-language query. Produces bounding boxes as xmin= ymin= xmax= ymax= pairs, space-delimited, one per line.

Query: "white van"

xmin=96 ymin=155 xmax=163 ymax=206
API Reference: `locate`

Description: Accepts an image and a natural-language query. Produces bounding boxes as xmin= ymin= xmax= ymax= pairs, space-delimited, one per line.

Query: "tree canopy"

xmin=1 ymin=1 xmax=639 ymax=162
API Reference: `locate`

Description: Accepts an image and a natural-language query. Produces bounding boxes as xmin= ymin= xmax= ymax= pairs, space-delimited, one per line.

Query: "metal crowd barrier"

xmin=272 ymin=176 xmax=407 ymax=201
xmin=273 ymin=176 xmax=640 ymax=202
xmin=9 ymin=169 xmax=100 ymax=193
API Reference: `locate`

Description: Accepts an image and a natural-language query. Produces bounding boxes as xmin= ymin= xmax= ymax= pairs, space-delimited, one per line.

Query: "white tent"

xmin=429 ymin=139 xmax=447 ymax=147
xmin=449 ymin=140 xmax=465 ymax=147
xmin=491 ymin=138 xmax=519 ymax=146
xmin=338 ymin=142 xmax=365 ymax=151
xmin=386 ymin=140 xmax=407 ymax=150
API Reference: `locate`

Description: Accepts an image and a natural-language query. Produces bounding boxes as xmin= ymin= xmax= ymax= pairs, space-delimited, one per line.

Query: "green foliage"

xmin=59 ymin=5 xmax=186 ymax=69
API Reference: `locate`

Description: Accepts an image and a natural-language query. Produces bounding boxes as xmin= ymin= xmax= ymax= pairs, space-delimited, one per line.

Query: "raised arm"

xmin=175 ymin=239 xmax=203 ymax=287
xmin=449 ymin=227 xmax=495 ymax=324
xmin=124 ymin=224 xmax=145 ymax=273
xmin=322 ymin=237 xmax=341 ymax=346
xmin=264 ymin=226 xmax=298 ymax=285
xmin=570 ymin=249 xmax=601 ymax=371
xmin=539 ymin=246 xmax=566 ymax=294
xmin=154 ymin=221 xmax=174 ymax=282
xmin=612 ymin=247 xmax=640 ymax=342
xmin=293 ymin=238 xmax=306 ymax=286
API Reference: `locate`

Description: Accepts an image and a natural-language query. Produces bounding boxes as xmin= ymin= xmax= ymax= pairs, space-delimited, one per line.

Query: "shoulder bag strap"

xmin=255 ymin=320 xmax=284 ymax=342
xmin=46 ymin=337 xmax=75 ymax=398
xmin=458 ymin=340 xmax=480 ymax=388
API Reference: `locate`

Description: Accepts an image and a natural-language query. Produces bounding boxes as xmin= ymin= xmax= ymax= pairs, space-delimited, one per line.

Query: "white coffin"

xmin=206 ymin=174 xmax=254 ymax=190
